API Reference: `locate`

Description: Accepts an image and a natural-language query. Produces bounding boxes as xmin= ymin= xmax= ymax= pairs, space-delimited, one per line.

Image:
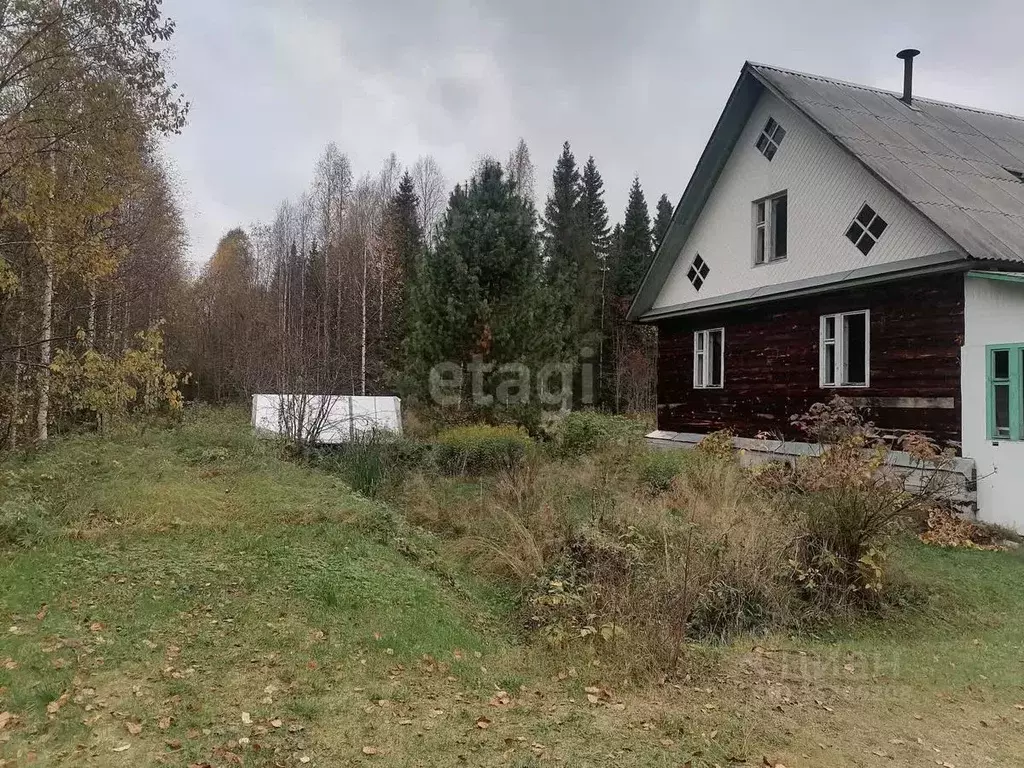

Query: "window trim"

xmin=752 ymin=191 xmax=788 ymax=266
xmin=693 ymin=328 xmax=725 ymax=390
xmin=819 ymin=310 xmax=870 ymax=389
xmin=986 ymin=344 xmax=1024 ymax=441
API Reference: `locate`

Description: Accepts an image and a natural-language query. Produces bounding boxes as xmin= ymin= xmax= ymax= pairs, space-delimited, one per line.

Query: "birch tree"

xmin=0 ymin=0 xmax=186 ymax=443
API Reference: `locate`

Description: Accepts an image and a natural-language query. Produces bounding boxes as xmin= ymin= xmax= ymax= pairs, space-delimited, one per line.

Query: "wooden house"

xmin=629 ymin=51 xmax=1024 ymax=528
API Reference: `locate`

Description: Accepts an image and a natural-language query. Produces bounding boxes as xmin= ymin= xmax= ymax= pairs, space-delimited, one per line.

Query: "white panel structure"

xmin=652 ymin=91 xmax=960 ymax=310
xmin=962 ymin=276 xmax=1024 ymax=529
xmin=251 ymin=395 xmax=402 ymax=444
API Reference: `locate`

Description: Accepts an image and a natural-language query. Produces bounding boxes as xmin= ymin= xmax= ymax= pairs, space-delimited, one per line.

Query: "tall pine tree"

xmin=579 ymin=156 xmax=612 ymax=406
xmin=580 ymin=156 xmax=611 ymax=306
xmin=384 ymin=171 xmax=423 ymax=384
xmin=613 ymin=176 xmax=652 ymax=297
xmin=406 ymin=159 xmax=554 ymax=403
xmin=542 ymin=141 xmax=585 ymax=354
xmin=653 ymin=193 xmax=673 ymax=251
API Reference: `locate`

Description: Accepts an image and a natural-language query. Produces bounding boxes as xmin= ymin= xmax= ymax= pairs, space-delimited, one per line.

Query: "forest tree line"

xmin=187 ymin=140 xmax=673 ymax=418
xmin=0 ymin=0 xmax=674 ymax=450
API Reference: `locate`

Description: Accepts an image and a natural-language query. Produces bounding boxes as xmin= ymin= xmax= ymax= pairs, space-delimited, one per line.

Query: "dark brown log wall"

xmin=655 ymin=273 xmax=965 ymax=448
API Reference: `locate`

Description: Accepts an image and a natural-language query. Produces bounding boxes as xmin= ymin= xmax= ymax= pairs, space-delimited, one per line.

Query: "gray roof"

xmin=629 ymin=61 xmax=1024 ymax=321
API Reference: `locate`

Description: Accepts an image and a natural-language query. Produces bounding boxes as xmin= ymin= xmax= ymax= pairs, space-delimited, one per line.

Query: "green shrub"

xmin=636 ymin=449 xmax=692 ymax=493
xmin=695 ymin=429 xmax=735 ymax=461
xmin=0 ymin=496 xmax=50 ymax=548
xmin=551 ymin=411 xmax=646 ymax=458
xmin=320 ymin=434 xmax=429 ymax=497
xmin=434 ymin=424 xmax=532 ymax=475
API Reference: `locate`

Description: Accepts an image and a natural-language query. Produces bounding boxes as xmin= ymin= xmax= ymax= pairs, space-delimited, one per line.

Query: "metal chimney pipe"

xmin=897 ymin=48 xmax=921 ymax=104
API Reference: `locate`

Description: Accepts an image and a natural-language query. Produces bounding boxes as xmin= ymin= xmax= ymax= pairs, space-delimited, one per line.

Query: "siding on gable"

xmin=652 ymin=90 xmax=961 ymax=310
xmin=656 ymin=273 xmax=965 ymax=447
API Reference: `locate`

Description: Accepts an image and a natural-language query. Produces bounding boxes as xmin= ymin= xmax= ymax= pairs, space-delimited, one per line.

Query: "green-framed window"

xmin=986 ymin=344 xmax=1024 ymax=440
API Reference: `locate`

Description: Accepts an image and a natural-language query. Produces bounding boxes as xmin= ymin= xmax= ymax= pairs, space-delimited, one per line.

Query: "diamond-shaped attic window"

xmin=755 ymin=117 xmax=787 ymax=161
xmin=845 ymin=204 xmax=888 ymax=255
xmin=687 ymin=254 xmax=710 ymax=292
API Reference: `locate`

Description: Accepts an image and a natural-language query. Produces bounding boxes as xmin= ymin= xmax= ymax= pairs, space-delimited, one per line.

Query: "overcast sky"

xmin=160 ymin=0 xmax=1024 ymax=265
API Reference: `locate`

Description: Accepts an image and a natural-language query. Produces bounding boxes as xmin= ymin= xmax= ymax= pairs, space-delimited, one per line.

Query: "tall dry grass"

xmin=398 ymin=445 xmax=805 ymax=674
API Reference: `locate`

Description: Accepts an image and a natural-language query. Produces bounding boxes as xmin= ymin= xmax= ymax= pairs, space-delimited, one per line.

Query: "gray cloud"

xmin=161 ymin=0 xmax=1024 ymax=263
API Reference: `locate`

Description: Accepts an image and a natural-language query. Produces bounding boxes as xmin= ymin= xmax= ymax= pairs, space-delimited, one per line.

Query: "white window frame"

xmin=819 ymin=310 xmax=870 ymax=388
xmin=753 ymin=192 xmax=787 ymax=266
xmin=693 ymin=328 xmax=725 ymax=389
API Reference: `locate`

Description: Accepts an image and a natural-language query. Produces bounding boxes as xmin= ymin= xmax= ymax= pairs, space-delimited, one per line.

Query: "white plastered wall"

xmin=962 ymin=276 xmax=1024 ymax=529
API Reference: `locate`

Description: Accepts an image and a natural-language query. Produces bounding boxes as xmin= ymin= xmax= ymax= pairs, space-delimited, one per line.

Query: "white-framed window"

xmin=845 ymin=204 xmax=888 ymax=256
xmin=754 ymin=192 xmax=788 ymax=265
xmin=693 ymin=328 xmax=725 ymax=389
xmin=820 ymin=310 xmax=870 ymax=388
xmin=755 ymin=117 xmax=786 ymax=160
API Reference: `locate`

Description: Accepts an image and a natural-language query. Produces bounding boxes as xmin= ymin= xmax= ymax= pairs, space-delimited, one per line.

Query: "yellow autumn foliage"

xmin=50 ymin=325 xmax=187 ymax=431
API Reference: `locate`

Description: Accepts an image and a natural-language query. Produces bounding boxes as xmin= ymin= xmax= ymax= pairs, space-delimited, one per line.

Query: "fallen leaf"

xmin=35 ymin=605 xmax=48 ymax=621
xmin=166 ymin=738 xmax=182 ymax=750
xmin=158 ymin=716 xmax=172 ymax=730
xmin=113 ymin=744 xmax=131 ymax=752
xmin=475 ymin=716 xmax=492 ymax=729
xmin=46 ymin=691 xmax=70 ymax=715
xmin=0 ymin=712 xmax=16 ymax=731
xmin=489 ymin=691 xmax=511 ymax=707
xmin=362 ymin=746 xmax=378 ymax=755
xmin=241 ymin=712 xmax=252 ymax=725
xmin=126 ymin=721 xmax=143 ymax=735
xmin=660 ymin=738 xmax=675 ymax=747
xmin=89 ymin=622 xmax=104 ymax=632
xmin=270 ymin=718 xmax=283 ymax=728
xmin=2 ymin=659 xmax=16 ymax=670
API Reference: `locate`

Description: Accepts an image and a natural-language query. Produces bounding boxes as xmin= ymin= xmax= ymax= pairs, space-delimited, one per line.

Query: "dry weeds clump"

xmin=919 ymin=509 xmax=1010 ymax=551
xmin=774 ymin=397 xmax=964 ymax=610
xmin=392 ymin=401 xmax=967 ymax=677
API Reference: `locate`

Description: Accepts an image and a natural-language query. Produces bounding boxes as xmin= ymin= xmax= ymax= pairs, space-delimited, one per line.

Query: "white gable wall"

xmin=652 ymin=90 xmax=960 ymax=310
xmin=962 ymin=276 xmax=1024 ymax=530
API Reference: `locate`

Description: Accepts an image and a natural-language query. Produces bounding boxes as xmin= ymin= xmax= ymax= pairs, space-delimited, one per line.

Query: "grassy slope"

xmin=1 ymin=409 xmax=1022 ymax=767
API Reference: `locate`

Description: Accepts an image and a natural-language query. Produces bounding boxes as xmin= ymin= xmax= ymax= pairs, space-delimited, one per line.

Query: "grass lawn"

xmin=1 ymin=408 xmax=1023 ymax=767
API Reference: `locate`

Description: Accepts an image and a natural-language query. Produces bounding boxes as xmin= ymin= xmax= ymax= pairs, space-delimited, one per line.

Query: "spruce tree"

xmin=613 ymin=176 xmax=653 ymax=297
xmin=653 ymin=193 xmax=673 ymax=251
xmin=580 ymin=156 xmax=611 ymax=308
xmin=579 ymin=156 xmax=612 ymax=406
xmin=542 ymin=141 xmax=584 ymax=355
xmin=407 ymin=160 xmax=553 ymax=404
xmin=385 ymin=171 xmax=423 ymax=383
xmin=388 ymin=171 xmax=423 ymax=283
